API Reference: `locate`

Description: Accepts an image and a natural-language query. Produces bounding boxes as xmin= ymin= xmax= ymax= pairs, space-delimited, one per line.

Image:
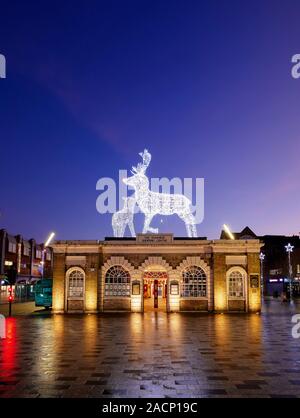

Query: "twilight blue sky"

xmin=1 ymin=0 xmax=300 ymax=242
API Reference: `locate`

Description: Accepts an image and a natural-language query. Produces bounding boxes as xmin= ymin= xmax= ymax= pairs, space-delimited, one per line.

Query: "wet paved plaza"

xmin=1 ymin=300 xmax=300 ymax=398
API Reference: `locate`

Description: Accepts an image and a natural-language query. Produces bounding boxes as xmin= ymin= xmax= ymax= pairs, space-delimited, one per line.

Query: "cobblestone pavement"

xmin=1 ymin=300 xmax=300 ymax=398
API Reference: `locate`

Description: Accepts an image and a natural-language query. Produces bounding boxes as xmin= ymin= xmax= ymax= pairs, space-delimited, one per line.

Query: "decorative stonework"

xmin=138 ymin=256 xmax=173 ymax=273
xmin=176 ymin=256 xmax=210 ymax=277
xmin=66 ymin=265 xmax=86 ymax=276
xmin=226 ymin=265 xmax=248 ymax=276
xmin=102 ymin=256 xmax=135 ymax=275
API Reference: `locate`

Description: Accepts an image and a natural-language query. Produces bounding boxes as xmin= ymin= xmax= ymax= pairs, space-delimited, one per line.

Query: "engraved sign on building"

xmin=136 ymin=233 xmax=173 ymax=244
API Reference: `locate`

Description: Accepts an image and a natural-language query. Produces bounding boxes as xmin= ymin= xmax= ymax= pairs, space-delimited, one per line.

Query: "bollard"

xmin=8 ymin=286 xmax=13 ymax=317
xmin=0 ymin=314 xmax=6 ymax=339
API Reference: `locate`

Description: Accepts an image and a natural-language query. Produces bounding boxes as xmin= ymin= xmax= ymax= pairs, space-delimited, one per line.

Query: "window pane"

xmin=181 ymin=266 xmax=207 ymax=297
xmin=228 ymin=271 xmax=244 ymax=298
xmin=68 ymin=270 xmax=84 ymax=298
xmin=105 ymin=265 xmax=130 ymax=297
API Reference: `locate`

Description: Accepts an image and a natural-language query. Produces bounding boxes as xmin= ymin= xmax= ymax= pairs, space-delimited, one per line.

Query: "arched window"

xmin=105 ymin=265 xmax=130 ymax=297
xmin=181 ymin=266 xmax=207 ymax=297
xmin=68 ymin=269 xmax=85 ymax=298
xmin=228 ymin=270 xmax=245 ymax=299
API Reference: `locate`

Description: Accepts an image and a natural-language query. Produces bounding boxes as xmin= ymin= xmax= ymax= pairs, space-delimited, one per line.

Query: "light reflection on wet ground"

xmin=0 ymin=300 xmax=300 ymax=398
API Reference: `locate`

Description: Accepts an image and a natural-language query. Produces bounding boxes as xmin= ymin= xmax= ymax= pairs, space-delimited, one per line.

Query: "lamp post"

xmin=41 ymin=232 xmax=55 ymax=279
xmin=285 ymin=243 xmax=294 ymax=301
xmin=259 ymin=252 xmax=265 ymax=300
xmin=223 ymin=224 xmax=235 ymax=240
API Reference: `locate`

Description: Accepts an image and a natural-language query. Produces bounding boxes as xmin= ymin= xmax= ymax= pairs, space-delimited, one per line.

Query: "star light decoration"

xmin=112 ymin=149 xmax=198 ymax=238
xmin=285 ymin=243 xmax=294 ymax=300
xmin=259 ymin=252 xmax=265 ymax=298
xmin=285 ymin=243 xmax=294 ymax=253
xmin=259 ymin=252 xmax=265 ymax=261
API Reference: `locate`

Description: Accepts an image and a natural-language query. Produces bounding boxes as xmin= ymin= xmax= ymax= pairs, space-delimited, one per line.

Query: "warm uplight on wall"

xmin=52 ymin=292 xmax=64 ymax=313
xmin=85 ymin=290 xmax=97 ymax=312
xmin=214 ymin=289 xmax=227 ymax=311
xmin=223 ymin=224 xmax=235 ymax=240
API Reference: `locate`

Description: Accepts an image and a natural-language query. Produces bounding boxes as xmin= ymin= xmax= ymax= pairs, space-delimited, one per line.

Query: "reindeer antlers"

xmin=131 ymin=149 xmax=152 ymax=175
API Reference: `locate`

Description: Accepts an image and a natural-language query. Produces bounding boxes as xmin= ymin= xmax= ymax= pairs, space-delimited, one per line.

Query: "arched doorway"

xmin=143 ymin=268 xmax=168 ymax=312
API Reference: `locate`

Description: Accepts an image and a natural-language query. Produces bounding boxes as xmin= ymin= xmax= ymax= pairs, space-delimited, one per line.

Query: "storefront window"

xmin=181 ymin=266 xmax=207 ymax=297
xmin=105 ymin=265 xmax=130 ymax=297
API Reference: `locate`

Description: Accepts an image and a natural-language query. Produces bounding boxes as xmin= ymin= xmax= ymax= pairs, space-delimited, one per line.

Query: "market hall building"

xmin=52 ymin=234 xmax=262 ymax=314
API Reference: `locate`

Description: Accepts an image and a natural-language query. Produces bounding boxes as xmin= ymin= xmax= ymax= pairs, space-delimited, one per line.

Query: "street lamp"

xmin=223 ymin=224 xmax=235 ymax=240
xmin=259 ymin=252 xmax=265 ymax=300
xmin=45 ymin=232 xmax=55 ymax=248
xmin=285 ymin=243 xmax=294 ymax=301
xmin=41 ymin=232 xmax=55 ymax=279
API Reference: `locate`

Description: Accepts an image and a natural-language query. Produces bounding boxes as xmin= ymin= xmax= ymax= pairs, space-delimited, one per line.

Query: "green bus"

xmin=35 ymin=278 xmax=53 ymax=309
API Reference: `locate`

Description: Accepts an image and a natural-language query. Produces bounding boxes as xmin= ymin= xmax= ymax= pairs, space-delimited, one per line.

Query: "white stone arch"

xmin=65 ymin=266 xmax=86 ymax=292
xmin=176 ymin=256 xmax=210 ymax=280
xmin=66 ymin=265 xmax=86 ymax=276
xmin=226 ymin=266 xmax=247 ymax=300
xmin=137 ymin=256 xmax=174 ymax=313
xmin=102 ymin=256 xmax=135 ymax=277
xmin=138 ymin=256 xmax=173 ymax=274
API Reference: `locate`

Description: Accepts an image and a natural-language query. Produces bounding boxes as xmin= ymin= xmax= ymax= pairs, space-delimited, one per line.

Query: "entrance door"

xmin=143 ymin=271 xmax=168 ymax=312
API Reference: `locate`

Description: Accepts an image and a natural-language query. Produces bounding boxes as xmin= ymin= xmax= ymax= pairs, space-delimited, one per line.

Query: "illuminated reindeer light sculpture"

xmin=112 ymin=196 xmax=136 ymax=237
xmin=123 ymin=149 xmax=198 ymax=237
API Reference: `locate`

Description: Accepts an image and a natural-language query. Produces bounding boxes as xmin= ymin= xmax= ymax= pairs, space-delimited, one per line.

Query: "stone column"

xmin=130 ymin=270 xmax=143 ymax=313
xmin=52 ymin=253 xmax=66 ymax=313
xmin=98 ymin=267 xmax=105 ymax=312
xmin=85 ymin=255 xmax=98 ymax=313
xmin=213 ymin=253 xmax=227 ymax=311
xmin=168 ymin=271 xmax=180 ymax=312
xmin=247 ymin=253 xmax=261 ymax=313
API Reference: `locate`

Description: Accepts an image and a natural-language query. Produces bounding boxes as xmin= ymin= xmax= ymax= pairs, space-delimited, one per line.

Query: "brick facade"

xmin=52 ymin=235 xmax=262 ymax=314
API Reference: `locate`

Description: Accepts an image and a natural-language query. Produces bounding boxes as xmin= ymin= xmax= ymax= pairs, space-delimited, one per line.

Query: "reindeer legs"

xmin=128 ymin=220 xmax=136 ymax=237
xmin=179 ymin=212 xmax=198 ymax=238
xmin=143 ymin=214 xmax=158 ymax=234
